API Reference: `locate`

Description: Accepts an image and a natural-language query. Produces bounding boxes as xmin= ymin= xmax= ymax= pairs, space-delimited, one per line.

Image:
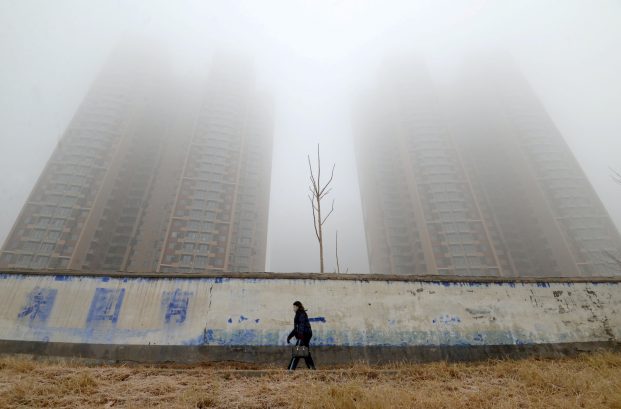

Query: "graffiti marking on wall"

xmin=17 ymin=287 xmax=57 ymax=323
xmin=87 ymin=288 xmax=125 ymax=325
xmin=162 ymin=289 xmax=192 ymax=324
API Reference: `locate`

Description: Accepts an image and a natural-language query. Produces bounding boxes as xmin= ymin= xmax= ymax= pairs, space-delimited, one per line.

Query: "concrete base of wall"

xmin=1 ymin=340 xmax=619 ymax=365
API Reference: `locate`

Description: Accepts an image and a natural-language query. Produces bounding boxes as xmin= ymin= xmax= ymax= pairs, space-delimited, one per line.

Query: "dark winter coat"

xmin=289 ymin=310 xmax=312 ymax=341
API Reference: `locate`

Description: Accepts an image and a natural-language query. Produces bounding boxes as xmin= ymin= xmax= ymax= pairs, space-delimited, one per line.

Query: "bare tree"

xmin=308 ymin=145 xmax=335 ymax=273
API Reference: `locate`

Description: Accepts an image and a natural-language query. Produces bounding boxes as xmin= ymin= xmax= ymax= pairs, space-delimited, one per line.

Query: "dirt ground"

xmin=0 ymin=352 xmax=620 ymax=409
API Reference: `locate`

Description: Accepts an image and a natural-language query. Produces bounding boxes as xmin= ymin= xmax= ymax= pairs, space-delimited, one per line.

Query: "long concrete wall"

xmin=0 ymin=271 xmax=619 ymax=364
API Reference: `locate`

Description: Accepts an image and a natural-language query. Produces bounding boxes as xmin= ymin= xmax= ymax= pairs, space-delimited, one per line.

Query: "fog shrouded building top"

xmin=451 ymin=56 xmax=621 ymax=277
xmin=0 ymin=48 xmax=273 ymax=274
xmin=355 ymin=56 xmax=621 ymax=277
xmin=355 ymin=59 xmax=507 ymax=276
xmin=154 ymin=56 xmax=273 ymax=273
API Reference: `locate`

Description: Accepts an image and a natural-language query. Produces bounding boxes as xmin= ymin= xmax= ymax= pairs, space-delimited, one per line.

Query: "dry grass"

xmin=0 ymin=352 xmax=620 ymax=408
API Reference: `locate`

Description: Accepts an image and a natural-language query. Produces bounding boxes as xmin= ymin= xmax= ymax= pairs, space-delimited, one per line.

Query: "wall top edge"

xmin=1 ymin=269 xmax=620 ymax=283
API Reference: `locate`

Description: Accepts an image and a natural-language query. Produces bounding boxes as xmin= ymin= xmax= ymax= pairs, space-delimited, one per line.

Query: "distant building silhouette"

xmin=0 ymin=46 xmax=273 ymax=273
xmin=355 ymin=56 xmax=621 ymax=276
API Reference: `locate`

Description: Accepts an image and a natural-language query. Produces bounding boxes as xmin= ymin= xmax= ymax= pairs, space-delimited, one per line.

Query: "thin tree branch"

xmin=308 ymin=193 xmax=318 ymax=211
xmin=321 ymin=198 xmax=335 ymax=225
xmin=308 ymin=155 xmax=319 ymax=192
xmin=308 ymin=194 xmax=320 ymax=241
xmin=319 ymin=164 xmax=336 ymax=196
xmin=320 ymin=187 xmax=332 ymax=199
xmin=309 ymin=186 xmax=319 ymax=206
xmin=335 ymin=230 xmax=340 ymax=274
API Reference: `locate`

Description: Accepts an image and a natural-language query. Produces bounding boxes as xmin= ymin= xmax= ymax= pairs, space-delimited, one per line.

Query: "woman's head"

xmin=293 ymin=301 xmax=305 ymax=312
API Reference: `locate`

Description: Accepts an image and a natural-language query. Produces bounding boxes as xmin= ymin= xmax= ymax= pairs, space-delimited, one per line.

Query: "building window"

xmin=32 ymin=256 xmax=49 ymax=268
xmin=17 ymin=255 xmax=32 ymax=267
xmin=453 ymin=256 xmax=467 ymax=267
xmin=39 ymin=243 xmax=55 ymax=254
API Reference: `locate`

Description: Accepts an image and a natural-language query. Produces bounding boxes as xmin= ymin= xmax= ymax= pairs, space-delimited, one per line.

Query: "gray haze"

xmin=1 ymin=0 xmax=620 ymax=273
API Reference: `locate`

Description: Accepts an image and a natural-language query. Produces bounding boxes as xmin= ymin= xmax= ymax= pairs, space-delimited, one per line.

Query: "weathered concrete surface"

xmin=0 ymin=271 xmax=619 ymax=363
xmin=1 ymin=340 xmax=618 ymax=366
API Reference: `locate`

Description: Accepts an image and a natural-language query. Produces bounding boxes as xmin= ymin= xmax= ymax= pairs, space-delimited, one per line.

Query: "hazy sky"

xmin=1 ymin=0 xmax=620 ymax=273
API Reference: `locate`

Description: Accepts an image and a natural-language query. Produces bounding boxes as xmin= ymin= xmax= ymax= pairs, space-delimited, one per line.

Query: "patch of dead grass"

xmin=0 ymin=352 xmax=619 ymax=408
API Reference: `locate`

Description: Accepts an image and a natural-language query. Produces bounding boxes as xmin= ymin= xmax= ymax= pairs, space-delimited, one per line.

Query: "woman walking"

xmin=287 ymin=301 xmax=316 ymax=370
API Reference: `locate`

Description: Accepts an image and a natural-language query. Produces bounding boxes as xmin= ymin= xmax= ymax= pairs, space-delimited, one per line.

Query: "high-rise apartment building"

xmin=0 ymin=48 xmax=273 ymax=274
xmin=355 ymin=57 xmax=621 ymax=277
xmin=154 ymin=58 xmax=273 ymax=274
xmin=451 ymin=56 xmax=621 ymax=277
xmin=355 ymin=60 xmax=508 ymax=276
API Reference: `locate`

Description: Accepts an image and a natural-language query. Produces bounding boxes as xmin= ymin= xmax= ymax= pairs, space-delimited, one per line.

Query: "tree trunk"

xmin=318 ymin=204 xmax=324 ymax=273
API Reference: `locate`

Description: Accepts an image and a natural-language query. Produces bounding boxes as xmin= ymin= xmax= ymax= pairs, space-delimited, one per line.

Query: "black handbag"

xmin=292 ymin=345 xmax=309 ymax=358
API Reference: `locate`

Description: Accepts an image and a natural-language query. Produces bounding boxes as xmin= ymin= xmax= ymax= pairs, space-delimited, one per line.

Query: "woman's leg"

xmin=304 ymin=354 xmax=316 ymax=369
xmin=302 ymin=336 xmax=316 ymax=369
xmin=288 ymin=356 xmax=299 ymax=370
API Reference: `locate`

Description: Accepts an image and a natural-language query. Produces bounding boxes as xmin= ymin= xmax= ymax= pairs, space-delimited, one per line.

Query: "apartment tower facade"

xmin=451 ymin=56 xmax=621 ymax=277
xmin=0 ymin=48 xmax=273 ymax=273
xmin=355 ymin=57 xmax=621 ymax=277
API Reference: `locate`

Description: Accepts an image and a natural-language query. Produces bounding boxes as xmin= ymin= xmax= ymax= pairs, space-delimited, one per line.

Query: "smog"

xmin=1 ymin=0 xmax=620 ymax=275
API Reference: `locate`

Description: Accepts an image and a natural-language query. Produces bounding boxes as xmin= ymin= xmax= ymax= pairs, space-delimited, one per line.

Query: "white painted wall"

xmin=0 ymin=274 xmax=618 ymax=347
